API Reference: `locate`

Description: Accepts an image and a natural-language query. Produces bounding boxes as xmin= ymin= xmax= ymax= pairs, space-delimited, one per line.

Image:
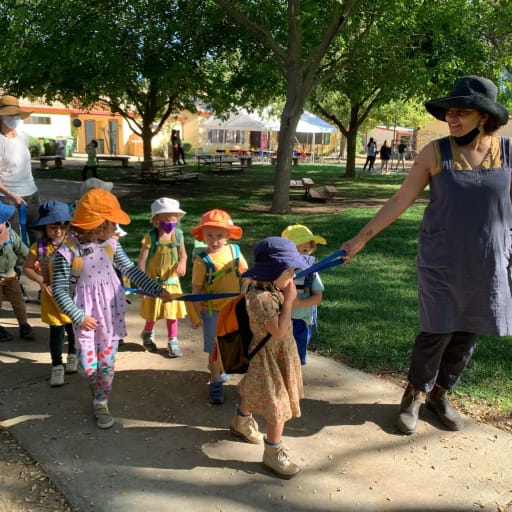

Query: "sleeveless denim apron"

xmin=417 ymin=136 xmax=512 ymax=336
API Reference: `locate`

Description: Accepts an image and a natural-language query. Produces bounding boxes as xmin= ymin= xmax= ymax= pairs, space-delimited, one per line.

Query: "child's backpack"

xmin=146 ymin=227 xmax=183 ymax=266
xmin=215 ymin=294 xmax=271 ymax=374
xmin=198 ymin=244 xmax=241 ymax=314
xmin=46 ymin=239 xmax=114 ymax=296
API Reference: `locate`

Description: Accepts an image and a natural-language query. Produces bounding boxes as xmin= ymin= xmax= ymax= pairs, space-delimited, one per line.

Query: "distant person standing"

xmin=379 ymin=140 xmax=392 ymax=173
xmin=395 ymin=141 xmax=407 ymax=171
xmin=0 ymin=95 xmax=40 ymax=244
xmin=177 ymin=132 xmax=186 ymax=165
xmin=362 ymin=137 xmax=377 ymax=172
xmin=82 ymin=140 xmax=99 ymax=181
xmin=171 ymin=129 xmax=179 ymax=165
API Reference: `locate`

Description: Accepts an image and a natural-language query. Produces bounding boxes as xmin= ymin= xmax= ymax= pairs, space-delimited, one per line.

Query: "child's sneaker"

xmin=94 ymin=402 xmax=114 ymax=429
xmin=208 ymin=381 xmax=224 ymax=405
xmin=50 ymin=365 xmax=65 ymax=387
xmin=167 ymin=337 xmax=182 ymax=358
xmin=66 ymin=354 xmax=78 ymax=374
xmin=140 ymin=330 xmax=157 ymax=352
xmin=19 ymin=323 xmax=34 ymax=340
xmin=0 ymin=326 xmax=13 ymax=342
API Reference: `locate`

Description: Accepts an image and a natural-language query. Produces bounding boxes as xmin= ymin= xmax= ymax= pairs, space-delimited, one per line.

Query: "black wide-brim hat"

xmin=425 ymin=75 xmax=509 ymax=126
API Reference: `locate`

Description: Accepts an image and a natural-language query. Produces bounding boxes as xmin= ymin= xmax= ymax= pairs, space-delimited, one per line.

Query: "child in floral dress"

xmin=230 ymin=237 xmax=307 ymax=478
xmin=138 ymin=197 xmax=187 ymax=357
xmin=52 ymin=189 xmax=171 ymax=429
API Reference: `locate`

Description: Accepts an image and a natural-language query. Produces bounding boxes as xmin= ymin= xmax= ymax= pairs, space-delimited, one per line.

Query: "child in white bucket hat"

xmin=137 ymin=198 xmax=188 ymax=357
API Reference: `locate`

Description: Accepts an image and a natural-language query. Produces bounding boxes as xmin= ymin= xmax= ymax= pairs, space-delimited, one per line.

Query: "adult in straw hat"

xmin=0 ymin=95 xmax=40 ymax=243
xmin=340 ymin=76 xmax=511 ymax=436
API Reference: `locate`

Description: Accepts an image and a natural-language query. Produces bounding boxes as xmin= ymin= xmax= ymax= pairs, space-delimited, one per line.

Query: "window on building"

xmin=24 ymin=116 xmax=51 ymax=125
xmin=208 ymin=129 xmax=246 ymax=145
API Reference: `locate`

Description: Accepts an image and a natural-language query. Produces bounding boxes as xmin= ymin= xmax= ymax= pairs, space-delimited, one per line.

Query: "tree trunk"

xmin=271 ymin=106 xmax=303 ymax=213
xmin=141 ymin=124 xmax=153 ymax=171
xmin=342 ymin=106 xmax=361 ymax=178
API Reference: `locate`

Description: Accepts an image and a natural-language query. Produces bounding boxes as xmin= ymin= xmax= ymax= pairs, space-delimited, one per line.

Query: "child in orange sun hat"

xmin=190 ymin=209 xmax=248 ymax=404
xmin=52 ymin=189 xmax=171 ymax=429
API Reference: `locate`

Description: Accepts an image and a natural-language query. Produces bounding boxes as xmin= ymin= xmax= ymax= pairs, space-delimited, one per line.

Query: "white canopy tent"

xmin=200 ymin=112 xmax=268 ymax=131
xmin=259 ymin=111 xmax=337 ymax=162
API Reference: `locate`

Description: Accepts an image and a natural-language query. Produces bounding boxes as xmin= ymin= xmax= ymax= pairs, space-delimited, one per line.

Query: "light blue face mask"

xmin=3 ymin=115 xmax=21 ymax=130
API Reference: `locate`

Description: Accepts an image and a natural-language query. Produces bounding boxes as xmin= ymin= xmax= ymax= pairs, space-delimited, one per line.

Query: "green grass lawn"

xmin=35 ymin=161 xmax=512 ymax=423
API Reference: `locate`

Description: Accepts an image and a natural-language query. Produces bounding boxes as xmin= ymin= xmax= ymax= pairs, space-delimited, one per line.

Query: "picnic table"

xmin=196 ymin=154 xmax=244 ymax=173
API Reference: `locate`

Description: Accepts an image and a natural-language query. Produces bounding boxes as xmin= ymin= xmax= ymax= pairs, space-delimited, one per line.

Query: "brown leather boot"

xmin=425 ymin=384 xmax=464 ymax=431
xmin=396 ymin=383 xmax=422 ymax=435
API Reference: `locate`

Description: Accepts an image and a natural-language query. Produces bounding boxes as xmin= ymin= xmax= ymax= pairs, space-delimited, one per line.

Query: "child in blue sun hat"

xmin=231 ymin=236 xmax=307 ymax=479
xmin=0 ymin=201 xmax=33 ymax=341
xmin=23 ymin=200 xmax=77 ymax=386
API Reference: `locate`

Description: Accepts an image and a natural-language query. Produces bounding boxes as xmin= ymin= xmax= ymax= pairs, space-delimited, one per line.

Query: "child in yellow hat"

xmin=281 ymin=224 xmax=326 ymax=365
xmin=190 ymin=209 xmax=248 ymax=404
xmin=52 ymin=189 xmax=171 ymax=429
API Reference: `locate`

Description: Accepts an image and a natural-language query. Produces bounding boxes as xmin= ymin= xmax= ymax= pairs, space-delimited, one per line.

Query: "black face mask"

xmin=453 ymin=126 xmax=480 ymax=146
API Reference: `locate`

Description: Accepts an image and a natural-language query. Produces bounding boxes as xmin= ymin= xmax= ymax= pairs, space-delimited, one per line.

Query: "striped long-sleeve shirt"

xmin=52 ymin=241 xmax=164 ymax=325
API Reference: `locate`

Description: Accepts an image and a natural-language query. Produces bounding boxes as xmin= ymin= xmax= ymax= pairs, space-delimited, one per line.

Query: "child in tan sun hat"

xmin=190 ymin=209 xmax=248 ymax=404
xmin=51 ymin=188 xmax=171 ymax=430
xmin=281 ymin=224 xmax=326 ymax=365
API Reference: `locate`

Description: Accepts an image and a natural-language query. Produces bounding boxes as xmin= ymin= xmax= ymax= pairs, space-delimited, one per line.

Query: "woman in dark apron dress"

xmin=340 ymin=76 xmax=511 ymax=435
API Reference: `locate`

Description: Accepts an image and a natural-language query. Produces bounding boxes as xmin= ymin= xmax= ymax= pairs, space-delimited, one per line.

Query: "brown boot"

xmin=262 ymin=442 xmax=300 ymax=479
xmin=426 ymin=385 xmax=464 ymax=431
xmin=396 ymin=383 xmax=422 ymax=435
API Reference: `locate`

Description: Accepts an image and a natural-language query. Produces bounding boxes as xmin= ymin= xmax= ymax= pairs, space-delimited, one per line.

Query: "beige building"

xmin=417 ymin=117 xmax=512 ymax=151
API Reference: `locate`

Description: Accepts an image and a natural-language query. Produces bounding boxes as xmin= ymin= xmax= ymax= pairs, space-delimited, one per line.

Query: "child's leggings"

xmin=143 ymin=319 xmax=178 ymax=338
xmin=49 ymin=324 xmax=76 ymax=366
xmin=76 ymin=336 xmax=119 ymax=405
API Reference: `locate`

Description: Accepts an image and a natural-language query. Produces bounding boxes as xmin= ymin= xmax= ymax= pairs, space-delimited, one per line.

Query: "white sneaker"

xmin=50 ymin=365 xmax=65 ymax=387
xmin=66 ymin=354 xmax=78 ymax=374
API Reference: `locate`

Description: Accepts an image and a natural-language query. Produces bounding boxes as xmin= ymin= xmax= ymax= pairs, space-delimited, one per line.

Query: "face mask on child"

xmin=159 ymin=221 xmax=177 ymax=233
xmin=2 ymin=116 xmax=21 ymax=130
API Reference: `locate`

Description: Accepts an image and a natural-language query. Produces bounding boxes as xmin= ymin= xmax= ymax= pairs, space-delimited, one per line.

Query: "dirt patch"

xmin=0 ymin=428 xmax=75 ymax=512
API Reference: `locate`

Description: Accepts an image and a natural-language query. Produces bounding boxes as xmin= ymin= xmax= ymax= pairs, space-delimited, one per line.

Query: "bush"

xmin=29 ymin=136 xmax=42 ymax=157
xmin=43 ymin=138 xmax=57 ymax=156
xmin=182 ymin=141 xmax=192 ymax=152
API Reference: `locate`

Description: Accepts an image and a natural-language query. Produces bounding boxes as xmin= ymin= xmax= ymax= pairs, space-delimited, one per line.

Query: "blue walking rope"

xmin=294 ymin=250 xmax=346 ymax=279
xmin=19 ymin=203 xmax=29 ymax=245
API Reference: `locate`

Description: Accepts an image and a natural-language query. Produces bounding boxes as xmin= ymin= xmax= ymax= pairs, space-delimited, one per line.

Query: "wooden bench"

xmin=208 ymin=165 xmax=244 ymax=173
xmin=39 ymin=156 xmax=64 ymax=169
xmin=309 ymin=185 xmax=339 ymax=202
xmin=271 ymin=156 xmax=299 ymax=166
xmin=290 ymin=177 xmax=315 ymax=199
xmin=97 ymin=155 xmax=130 ymax=167
xmin=140 ymin=165 xmax=185 ymax=180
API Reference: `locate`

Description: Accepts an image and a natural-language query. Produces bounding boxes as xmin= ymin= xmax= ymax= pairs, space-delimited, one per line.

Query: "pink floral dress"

xmin=237 ymin=282 xmax=303 ymax=425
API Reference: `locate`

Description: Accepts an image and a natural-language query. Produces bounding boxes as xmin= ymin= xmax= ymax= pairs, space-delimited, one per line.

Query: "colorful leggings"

xmin=143 ymin=319 xmax=178 ymax=338
xmin=76 ymin=337 xmax=119 ymax=405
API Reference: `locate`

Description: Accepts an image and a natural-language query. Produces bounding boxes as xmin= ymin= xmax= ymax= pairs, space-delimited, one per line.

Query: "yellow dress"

xmin=29 ymin=237 xmax=72 ymax=326
xmin=139 ymin=229 xmax=187 ymax=321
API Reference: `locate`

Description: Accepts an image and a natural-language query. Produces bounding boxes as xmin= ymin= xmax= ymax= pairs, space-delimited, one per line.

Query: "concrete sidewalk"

xmin=0 ymin=286 xmax=511 ymax=511
xmin=0 ymin=175 xmax=511 ymax=511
